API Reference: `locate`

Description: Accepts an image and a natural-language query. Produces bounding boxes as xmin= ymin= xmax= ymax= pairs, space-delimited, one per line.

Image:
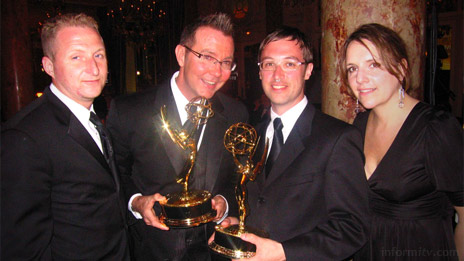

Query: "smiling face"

xmin=175 ymin=26 xmax=234 ymax=101
xmin=345 ymin=40 xmax=403 ymax=110
xmin=259 ymin=38 xmax=313 ymax=115
xmin=42 ymin=26 xmax=107 ymax=109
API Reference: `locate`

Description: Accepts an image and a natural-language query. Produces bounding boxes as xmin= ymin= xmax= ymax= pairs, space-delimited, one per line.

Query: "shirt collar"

xmin=269 ymin=96 xmax=308 ymax=141
xmin=50 ymin=83 xmax=95 ymax=124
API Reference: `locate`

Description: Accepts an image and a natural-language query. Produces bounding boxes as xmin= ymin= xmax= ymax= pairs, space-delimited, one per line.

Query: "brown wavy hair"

xmin=339 ymin=23 xmax=410 ymax=94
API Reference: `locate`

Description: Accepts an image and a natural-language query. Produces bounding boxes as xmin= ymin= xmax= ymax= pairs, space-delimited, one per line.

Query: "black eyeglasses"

xmin=182 ymin=45 xmax=236 ymax=71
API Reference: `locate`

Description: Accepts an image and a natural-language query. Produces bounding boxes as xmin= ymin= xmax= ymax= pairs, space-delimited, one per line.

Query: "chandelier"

xmin=107 ymin=0 xmax=168 ymax=43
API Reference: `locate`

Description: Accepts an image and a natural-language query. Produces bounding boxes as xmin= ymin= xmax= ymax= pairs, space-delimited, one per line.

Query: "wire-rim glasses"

xmin=257 ymin=59 xmax=308 ymax=72
xmin=182 ymin=45 xmax=236 ymax=71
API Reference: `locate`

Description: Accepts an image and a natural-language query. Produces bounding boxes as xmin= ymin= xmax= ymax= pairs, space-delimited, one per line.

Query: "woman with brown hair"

xmin=339 ymin=23 xmax=463 ymax=260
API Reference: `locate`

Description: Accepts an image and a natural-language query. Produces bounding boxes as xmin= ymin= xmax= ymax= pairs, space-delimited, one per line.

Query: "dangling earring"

xmin=398 ymin=87 xmax=405 ymax=108
xmin=355 ymin=99 xmax=360 ymax=114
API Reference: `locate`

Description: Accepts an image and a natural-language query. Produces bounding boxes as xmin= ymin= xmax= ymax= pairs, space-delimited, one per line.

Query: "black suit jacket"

xmin=106 ymin=82 xmax=248 ymax=260
xmin=247 ymin=103 xmax=369 ymax=261
xmin=1 ymin=87 xmax=129 ymax=260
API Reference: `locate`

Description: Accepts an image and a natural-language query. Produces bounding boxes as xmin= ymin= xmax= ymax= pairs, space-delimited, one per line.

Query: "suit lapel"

xmin=67 ymin=113 xmax=113 ymax=177
xmin=202 ymin=95 xmax=227 ymax=192
xmin=44 ymin=88 xmax=126 ymax=222
xmin=45 ymin=88 xmax=116 ymax=184
xmin=264 ymin=103 xmax=316 ymax=186
xmin=254 ymin=117 xmax=271 ymax=190
xmin=152 ymin=87 xmax=233 ymax=192
xmin=154 ymin=84 xmax=187 ymax=177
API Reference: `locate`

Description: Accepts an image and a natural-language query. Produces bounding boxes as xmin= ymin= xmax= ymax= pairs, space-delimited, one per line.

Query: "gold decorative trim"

xmin=209 ymin=241 xmax=256 ymax=259
xmin=160 ymin=210 xmax=215 ymax=228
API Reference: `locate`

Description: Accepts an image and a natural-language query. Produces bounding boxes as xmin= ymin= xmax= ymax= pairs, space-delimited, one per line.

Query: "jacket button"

xmin=258 ymin=197 xmax=265 ymax=204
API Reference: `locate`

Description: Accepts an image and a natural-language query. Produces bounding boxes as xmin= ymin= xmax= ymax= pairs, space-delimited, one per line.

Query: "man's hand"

xmin=208 ymin=216 xmax=239 ymax=244
xmin=220 ymin=216 xmax=239 ymax=228
xmin=233 ymin=233 xmax=286 ymax=261
xmin=131 ymin=193 xmax=169 ymax=230
xmin=211 ymin=195 xmax=227 ymax=221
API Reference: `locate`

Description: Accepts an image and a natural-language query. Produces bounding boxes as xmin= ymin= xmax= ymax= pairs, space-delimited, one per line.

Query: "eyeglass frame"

xmin=257 ymin=58 xmax=309 ymax=72
xmin=182 ymin=45 xmax=236 ymax=71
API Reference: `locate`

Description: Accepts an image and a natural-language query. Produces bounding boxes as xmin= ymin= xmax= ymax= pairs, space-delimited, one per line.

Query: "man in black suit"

xmin=106 ymin=13 xmax=248 ymax=260
xmin=1 ymin=13 xmax=129 ymax=260
xmin=219 ymin=27 xmax=369 ymax=260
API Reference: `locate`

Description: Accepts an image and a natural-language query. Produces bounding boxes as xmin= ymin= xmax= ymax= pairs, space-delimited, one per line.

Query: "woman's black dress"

xmin=353 ymin=102 xmax=463 ymax=261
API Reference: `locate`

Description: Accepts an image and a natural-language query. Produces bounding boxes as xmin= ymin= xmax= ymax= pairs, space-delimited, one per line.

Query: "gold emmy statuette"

xmin=159 ymin=96 xmax=216 ymax=228
xmin=209 ymin=123 xmax=269 ymax=259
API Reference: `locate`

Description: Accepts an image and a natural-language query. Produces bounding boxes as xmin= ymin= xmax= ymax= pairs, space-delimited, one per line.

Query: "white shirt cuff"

xmin=128 ymin=193 xmax=143 ymax=219
xmin=215 ymin=194 xmax=229 ymax=224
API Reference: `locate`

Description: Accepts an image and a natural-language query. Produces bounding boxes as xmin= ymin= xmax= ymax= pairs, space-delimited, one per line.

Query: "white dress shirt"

xmin=171 ymin=71 xmax=208 ymax=149
xmin=266 ymin=96 xmax=308 ymax=158
xmin=50 ymin=84 xmax=103 ymax=153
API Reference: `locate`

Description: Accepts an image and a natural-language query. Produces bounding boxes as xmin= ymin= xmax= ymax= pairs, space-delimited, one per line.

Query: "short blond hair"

xmin=41 ymin=13 xmax=100 ymax=60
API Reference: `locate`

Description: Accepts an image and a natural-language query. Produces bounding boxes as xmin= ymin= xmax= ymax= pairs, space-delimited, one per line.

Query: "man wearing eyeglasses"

xmin=216 ymin=26 xmax=369 ymax=260
xmin=106 ymin=13 xmax=248 ymax=260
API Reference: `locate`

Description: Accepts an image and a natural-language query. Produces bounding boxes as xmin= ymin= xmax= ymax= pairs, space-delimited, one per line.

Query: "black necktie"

xmin=266 ymin=118 xmax=284 ymax=177
xmin=89 ymin=112 xmax=113 ymax=163
xmin=89 ymin=112 xmax=121 ymax=192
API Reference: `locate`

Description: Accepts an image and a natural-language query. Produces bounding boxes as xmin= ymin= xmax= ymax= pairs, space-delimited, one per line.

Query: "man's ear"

xmin=42 ymin=56 xmax=54 ymax=78
xmin=175 ymin=45 xmax=186 ymax=67
xmin=304 ymin=63 xmax=314 ymax=80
